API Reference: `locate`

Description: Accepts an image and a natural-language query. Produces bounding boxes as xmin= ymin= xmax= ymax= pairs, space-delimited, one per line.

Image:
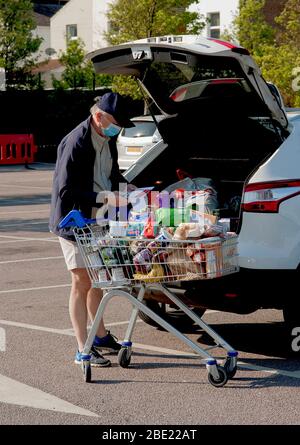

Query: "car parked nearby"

xmin=286 ymin=108 xmax=300 ymax=119
xmin=117 ymin=115 xmax=163 ymax=171
xmin=89 ymin=35 xmax=300 ymax=330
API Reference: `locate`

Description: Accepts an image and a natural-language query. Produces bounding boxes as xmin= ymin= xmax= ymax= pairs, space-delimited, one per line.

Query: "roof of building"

xmin=32 ymin=59 xmax=63 ymax=73
xmin=33 ymin=11 xmax=50 ymax=26
xmin=33 ymin=3 xmax=63 ymax=25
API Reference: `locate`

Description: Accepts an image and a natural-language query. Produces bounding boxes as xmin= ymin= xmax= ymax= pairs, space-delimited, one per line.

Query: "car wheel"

xmin=138 ymin=300 xmax=206 ymax=330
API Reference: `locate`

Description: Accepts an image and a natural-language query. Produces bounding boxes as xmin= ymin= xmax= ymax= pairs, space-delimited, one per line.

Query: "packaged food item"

xmin=189 ymin=210 xmax=217 ymax=225
xmin=173 ymin=223 xmax=205 ymax=240
xmin=147 ymin=240 xmax=163 ymax=253
xmin=142 ymin=212 xmax=159 ymax=239
xmin=157 ymin=228 xmax=174 ymax=240
xmin=133 ymin=249 xmax=153 ymax=274
xmin=133 ymin=264 xmax=165 ymax=283
xmin=101 ymin=247 xmax=116 ymax=262
xmin=167 ymin=246 xmax=203 ymax=277
xmin=128 ymin=210 xmax=149 ymax=223
xmin=111 ymin=267 xmax=129 ymax=282
xmin=98 ymin=269 xmax=110 ymax=282
xmin=87 ymin=252 xmax=103 ymax=268
xmin=203 ymin=239 xmax=223 ymax=279
xmin=130 ymin=240 xmax=148 ymax=254
xmin=155 ymin=207 xmax=190 ymax=227
xmin=202 ymin=224 xmax=225 ymax=238
xmin=218 ymin=218 xmax=231 ymax=233
xmin=105 ymin=259 xmax=118 ymax=267
xmin=125 ymin=223 xmax=144 ymax=237
xmin=109 ymin=221 xmax=128 ymax=237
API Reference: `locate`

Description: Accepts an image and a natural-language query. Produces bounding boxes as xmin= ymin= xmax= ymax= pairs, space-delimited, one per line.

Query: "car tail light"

xmin=170 ymin=86 xmax=187 ymax=102
xmin=242 ymin=180 xmax=300 ymax=213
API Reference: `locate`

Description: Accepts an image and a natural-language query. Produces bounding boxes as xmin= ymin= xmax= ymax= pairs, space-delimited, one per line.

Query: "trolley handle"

xmin=58 ymin=210 xmax=96 ymax=229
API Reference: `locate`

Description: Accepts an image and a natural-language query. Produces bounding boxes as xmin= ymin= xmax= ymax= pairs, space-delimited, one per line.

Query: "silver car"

xmin=117 ymin=115 xmax=164 ymax=171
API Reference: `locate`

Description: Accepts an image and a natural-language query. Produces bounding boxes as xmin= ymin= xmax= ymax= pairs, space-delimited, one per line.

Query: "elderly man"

xmin=49 ymin=92 xmax=136 ymax=367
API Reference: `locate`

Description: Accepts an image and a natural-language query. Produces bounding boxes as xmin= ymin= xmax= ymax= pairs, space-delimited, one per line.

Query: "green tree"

xmin=274 ymin=0 xmax=300 ymax=106
xmin=105 ymin=0 xmax=205 ymax=99
xmin=106 ymin=0 xmax=205 ymax=45
xmin=0 ymin=0 xmax=43 ymax=89
xmin=53 ymin=38 xmax=113 ymax=90
xmin=233 ymin=0 xmax=300 ymax=107
xmin=275 ymin=0 xmax=300 ymax=49
xmin=235 ymin=0 xmax=275 ymax=57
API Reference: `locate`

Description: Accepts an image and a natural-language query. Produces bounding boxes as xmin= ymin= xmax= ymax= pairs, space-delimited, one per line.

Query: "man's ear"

xmin=95 ymin=110 xmax=102 ymax=123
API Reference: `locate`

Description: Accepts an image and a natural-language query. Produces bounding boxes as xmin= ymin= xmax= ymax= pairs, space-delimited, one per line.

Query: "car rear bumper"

xmin=143 ymin=268 xmax=298 ymax=313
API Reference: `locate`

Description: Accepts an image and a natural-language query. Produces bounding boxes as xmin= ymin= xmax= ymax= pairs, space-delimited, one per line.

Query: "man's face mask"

xmin=103 ymin=122 xmax=121 ymax=137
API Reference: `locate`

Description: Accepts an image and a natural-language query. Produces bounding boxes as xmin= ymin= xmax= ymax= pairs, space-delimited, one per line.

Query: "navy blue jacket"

xmin=49 ymin=116 xmax=127 ymax=240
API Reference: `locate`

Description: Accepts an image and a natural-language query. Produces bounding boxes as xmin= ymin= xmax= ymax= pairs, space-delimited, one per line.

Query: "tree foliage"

xmin=53 ymin=38 xmax=113 ymax=90
xmin=105 ymin=0 xmax=205 ymax=99
xmin=234 ymin=0 xmax=300 ymax=107
xmin=236 ymin=0 xmax=275 ymax=56
xmin=0 ymin=0 xmax=42 ymax=89
xmin=106 ymin=0 xmax=204 ymax=45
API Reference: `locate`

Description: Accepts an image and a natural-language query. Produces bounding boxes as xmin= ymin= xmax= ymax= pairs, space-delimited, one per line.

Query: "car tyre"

xmin=138 ymin=300 xmax=206 ymax=330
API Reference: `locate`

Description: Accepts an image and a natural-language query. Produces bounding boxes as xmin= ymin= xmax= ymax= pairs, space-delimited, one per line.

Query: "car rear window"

xmin=121 ymin=121 xmax=157 ymax=137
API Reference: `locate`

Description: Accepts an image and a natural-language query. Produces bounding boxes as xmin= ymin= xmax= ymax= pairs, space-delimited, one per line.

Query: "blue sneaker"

xmin=93 ymin=331 xmax=122 ymax=353
xmin=74 ymin=346 xmax=111 ymax=367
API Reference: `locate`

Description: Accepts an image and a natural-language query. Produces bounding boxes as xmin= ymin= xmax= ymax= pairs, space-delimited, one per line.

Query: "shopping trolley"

xmin=59 ymin=210 xmax=240 ymax=387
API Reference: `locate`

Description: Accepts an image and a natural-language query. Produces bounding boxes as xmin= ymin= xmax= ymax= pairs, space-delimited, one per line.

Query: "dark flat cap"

xmin=95 ymin=92 xmax=134 ymax=128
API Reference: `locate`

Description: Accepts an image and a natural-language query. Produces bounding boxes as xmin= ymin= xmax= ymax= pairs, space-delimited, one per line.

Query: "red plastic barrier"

xmin=0 ymin=134 xmax=37 ymax=165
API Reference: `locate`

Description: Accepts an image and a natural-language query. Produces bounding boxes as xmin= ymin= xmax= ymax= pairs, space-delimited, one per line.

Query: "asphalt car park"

xmin=0 ymin=163 xmax=299 ymax=425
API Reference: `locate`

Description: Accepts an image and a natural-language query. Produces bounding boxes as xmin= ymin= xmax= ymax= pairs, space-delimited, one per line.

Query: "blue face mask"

xmin=103 ymin=123 xmax=121 ymax=137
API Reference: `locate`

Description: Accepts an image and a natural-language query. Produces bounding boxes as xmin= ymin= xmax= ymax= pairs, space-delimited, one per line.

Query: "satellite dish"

xmin=45 ymin=48 xmax=56 ymax=56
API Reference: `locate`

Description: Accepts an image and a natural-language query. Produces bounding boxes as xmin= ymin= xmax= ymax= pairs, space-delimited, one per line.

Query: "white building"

xmin=50 ymin=0 xmax=111 ymax=57
xmin=32 ymin=12 xmax=51 ymax=62
xmin=34 ymin=1 xmax=240 ymax=61
xmin=190 ymin=0 xmax=239 ymax=39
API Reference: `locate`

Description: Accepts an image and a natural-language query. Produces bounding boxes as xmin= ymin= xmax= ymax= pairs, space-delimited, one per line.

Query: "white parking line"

xmin=0 ymin=184 xmax=50 ymax=190
xmin=0 ymin=284 xmax=71 ymax=294
xmin=0 ymin=319 xmax=141 ymax=336
xmin=0 ymin=209 xmax=49 ymax=215
xmin=62 ymin=319 xmax=143 ymax=333
xmin=0 ymin=235 xmax=59 ymax=243
xmin=0 ymin=239 xmax=57 ymax=245
xmin=0 ymin=318 xmax=299 ymax=380
xmin=0 ymin=320 xmax=73 ymax=336
xmin=0 ymin=374 xmax=98 ymax=417
xmin=0 ymin=256 xmax=64 ymax=265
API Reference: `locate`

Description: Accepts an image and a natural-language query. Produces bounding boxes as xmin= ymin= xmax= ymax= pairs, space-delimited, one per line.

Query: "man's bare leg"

xmin=87 ymin=287 xmax=107 ymax=338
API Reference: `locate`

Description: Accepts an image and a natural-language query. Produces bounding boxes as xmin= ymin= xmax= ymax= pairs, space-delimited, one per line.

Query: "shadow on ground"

xmin=0 ymin=195 xmax=51 ymax=208
xmin=0 ymin=216 xmax=50 ymax=232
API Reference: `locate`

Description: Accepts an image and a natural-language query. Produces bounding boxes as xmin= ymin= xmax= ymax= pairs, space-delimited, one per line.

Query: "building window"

xmin=207 ymin=12 xmax=220 ymax=39
xmin=66 ymin=24 xmax=77 ymax=43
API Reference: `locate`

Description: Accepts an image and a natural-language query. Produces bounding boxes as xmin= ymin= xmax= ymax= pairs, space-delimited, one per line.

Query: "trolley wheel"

xmin=224 ymin=358 xmax=237 ymax=379
xmin=208 ymin=366 xmax=228 ymax=387
xmin=118 ymin=347 xmax=131 ymax=368
xmin=138 ymin=300 xmax=206 ymax=331
xmin=82 ymin=362 xmax=91 ymax=383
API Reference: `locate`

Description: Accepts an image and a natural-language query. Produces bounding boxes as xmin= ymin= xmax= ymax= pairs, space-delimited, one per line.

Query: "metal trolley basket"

xmin=60 ymin=211 xmax=240 ymax=387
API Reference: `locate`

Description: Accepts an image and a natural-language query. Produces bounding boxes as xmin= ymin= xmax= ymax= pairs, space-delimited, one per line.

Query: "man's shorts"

xmin=58 ymin=237 xmax=85 ymax=271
